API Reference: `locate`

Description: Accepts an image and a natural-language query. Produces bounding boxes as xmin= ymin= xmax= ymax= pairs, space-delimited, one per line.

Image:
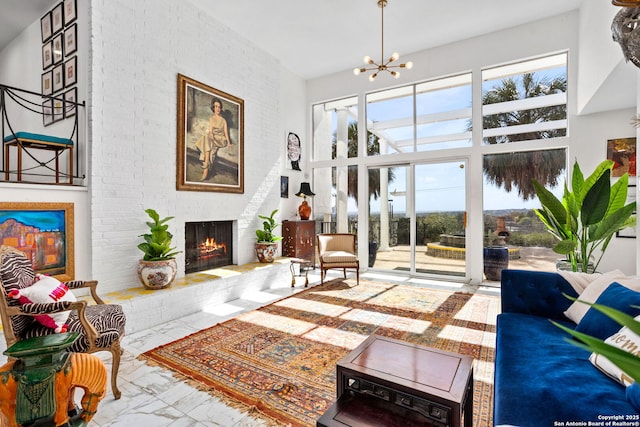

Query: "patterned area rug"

xmin=141 ymin=279 xmax=499 ymax=426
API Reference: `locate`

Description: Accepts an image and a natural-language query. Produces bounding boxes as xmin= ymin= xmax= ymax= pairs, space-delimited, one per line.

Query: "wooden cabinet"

xmin=282 ymin=220 xmax=315 ymax=266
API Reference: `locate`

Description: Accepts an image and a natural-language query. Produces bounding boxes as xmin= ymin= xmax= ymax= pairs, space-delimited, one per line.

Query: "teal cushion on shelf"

xmin=3 ymin=132 xmax=73 ymax=146
xmin=575 ymin=282 xmax=640 ymax=340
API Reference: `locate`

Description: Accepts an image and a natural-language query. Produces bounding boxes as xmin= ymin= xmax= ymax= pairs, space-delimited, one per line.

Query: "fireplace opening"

xmin=185 ymin=221 xmax=234 ymax=274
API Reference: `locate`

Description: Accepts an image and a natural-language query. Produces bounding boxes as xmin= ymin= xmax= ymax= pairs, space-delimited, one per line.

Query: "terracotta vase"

xmin=298 ymin=200 xmax=311 ymax=220
xmin=137 ymin=258 xmax=177 ymax=289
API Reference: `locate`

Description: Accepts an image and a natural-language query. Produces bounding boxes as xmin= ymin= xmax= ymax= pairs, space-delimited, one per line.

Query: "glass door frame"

xmin=366 ymin=157 xmax=469 ymax=280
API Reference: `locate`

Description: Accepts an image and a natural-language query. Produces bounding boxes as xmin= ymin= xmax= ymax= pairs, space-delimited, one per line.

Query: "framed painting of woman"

xmin=176 ymin=74 xmax=244 ymax=193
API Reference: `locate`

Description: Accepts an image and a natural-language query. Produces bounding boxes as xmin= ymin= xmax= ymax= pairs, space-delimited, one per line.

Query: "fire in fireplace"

xmin=185 ymin=221 xmax=233 ymax=274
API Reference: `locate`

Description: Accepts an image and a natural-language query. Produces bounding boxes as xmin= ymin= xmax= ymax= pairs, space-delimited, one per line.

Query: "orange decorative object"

xmin=298 ymin=200 xmax=312 ymax=220
xmin=295 ymin=182 xmax=315 ymax=221
xmin=0 ymin=334 xmax=107 ymax=427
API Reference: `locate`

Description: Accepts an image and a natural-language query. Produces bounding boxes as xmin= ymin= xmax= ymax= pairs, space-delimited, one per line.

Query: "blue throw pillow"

xmin=575 ymin=282 xmax=640 ymax=340
xmin=627 ymin=382 xmax=640 ymax=412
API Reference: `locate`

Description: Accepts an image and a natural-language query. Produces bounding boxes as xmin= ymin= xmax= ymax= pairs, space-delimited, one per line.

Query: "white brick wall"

xmin=89 ymin=0 xmax=291 ymax=293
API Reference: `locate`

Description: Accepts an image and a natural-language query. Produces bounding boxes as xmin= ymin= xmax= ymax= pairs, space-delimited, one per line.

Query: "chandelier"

xmin=353 ymin=0 xmax=413 ymax=81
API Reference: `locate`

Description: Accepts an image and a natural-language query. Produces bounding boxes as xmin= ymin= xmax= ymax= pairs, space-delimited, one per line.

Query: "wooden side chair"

xmin=0 ymin=246 xmax=126 ymax=399
xmin=317 ymin=233 xmax=359 ymax=285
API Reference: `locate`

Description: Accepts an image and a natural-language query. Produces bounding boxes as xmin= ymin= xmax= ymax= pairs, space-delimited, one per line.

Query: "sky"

xmin=365 ymin=161 xmax=564 ymax=215
xmin=346 ymin=60 xmax=567 ymax=215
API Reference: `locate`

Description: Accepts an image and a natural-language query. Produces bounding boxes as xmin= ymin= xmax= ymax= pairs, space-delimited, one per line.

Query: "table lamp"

xmin=296 ymin=182 xmax=315 ymax=220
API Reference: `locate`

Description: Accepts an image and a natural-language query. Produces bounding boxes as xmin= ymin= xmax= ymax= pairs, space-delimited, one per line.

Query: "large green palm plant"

xmin=533 ymin=160 xmax=636 ymax=272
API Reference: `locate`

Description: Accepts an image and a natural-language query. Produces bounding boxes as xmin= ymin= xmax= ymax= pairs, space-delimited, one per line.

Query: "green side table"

xmin=1 ymin=332 xmax=84 ymax=427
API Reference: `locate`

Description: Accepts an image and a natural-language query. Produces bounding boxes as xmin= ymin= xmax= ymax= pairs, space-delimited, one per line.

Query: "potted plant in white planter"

xmin=255 ymin=209 xmax=282 ymax=263
xmin=137 ymin=208 xmax=181 ymax=289
xmin=533 ymin=159 xmax=636 ymax=273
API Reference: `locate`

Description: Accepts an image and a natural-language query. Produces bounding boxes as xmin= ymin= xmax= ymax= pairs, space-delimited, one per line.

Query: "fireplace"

xmin=185 ymin=221 xmax=233 ymax=274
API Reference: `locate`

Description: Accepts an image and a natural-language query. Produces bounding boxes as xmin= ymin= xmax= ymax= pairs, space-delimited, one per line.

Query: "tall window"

xmin=311 ymin=52 xmax=571 ymax=279
xmin=312 ymin=97 xmax=358 ymax=161
xmin=365 ymin=73 xmax=472 ymax=154
xmin=481 ymin=53 xmax=568 ymax=145
xmin=481 ymin=53 xmax=568 ymax=275
xmin=312 ymin=97 xmax=359 ymax=231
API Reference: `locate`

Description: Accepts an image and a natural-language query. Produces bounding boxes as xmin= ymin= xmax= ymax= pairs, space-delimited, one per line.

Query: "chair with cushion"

xmin=0 ymin=245 xmax=126 ymax=399
xmin=317 ymin=233 xmax=359 ymax=285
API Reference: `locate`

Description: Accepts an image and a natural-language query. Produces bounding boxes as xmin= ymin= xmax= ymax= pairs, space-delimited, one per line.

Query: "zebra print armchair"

xmin=0 ymin=246 xmax=126 ymax=399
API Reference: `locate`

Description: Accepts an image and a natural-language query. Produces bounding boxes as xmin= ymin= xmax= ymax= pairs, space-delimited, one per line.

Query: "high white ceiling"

xmin=0 ymin=0 xmax=54 ymax=48
xmin=187 ymin=0 xmax=585 ymax=80
xmin=2 ymin=0 xmax=585 ymax=80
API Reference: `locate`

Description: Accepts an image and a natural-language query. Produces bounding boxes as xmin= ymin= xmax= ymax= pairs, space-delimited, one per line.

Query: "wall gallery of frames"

xmin=40 ymin=0 xmax=78 ymax=125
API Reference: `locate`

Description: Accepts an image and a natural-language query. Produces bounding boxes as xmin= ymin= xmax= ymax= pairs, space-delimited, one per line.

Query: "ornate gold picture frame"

xmin=0 ymin=202 xmax=74 ymax=281
xmin=176 ymin=74 xmax=244 ymax=193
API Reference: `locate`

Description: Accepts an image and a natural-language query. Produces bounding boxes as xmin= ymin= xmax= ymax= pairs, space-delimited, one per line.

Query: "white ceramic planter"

xmin=137 ymin=258 xmax=177 ymax=289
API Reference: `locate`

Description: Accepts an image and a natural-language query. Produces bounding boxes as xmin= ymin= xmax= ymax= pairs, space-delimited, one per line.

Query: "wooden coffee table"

xmin=317 ymin=335 xmax=474 ymax=427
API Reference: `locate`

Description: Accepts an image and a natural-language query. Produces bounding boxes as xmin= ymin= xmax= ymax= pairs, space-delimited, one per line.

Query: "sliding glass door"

xmin=369 ymin=159 xmax=467 ymax=278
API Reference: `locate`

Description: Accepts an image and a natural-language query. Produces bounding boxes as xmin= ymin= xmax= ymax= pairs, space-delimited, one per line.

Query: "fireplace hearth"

xmin=185 ymin=221 xmax=233 ymax=274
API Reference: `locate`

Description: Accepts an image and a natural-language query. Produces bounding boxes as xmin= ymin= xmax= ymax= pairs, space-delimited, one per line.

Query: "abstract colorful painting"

xmin=0 ymin=202 xmax=74 ymax=280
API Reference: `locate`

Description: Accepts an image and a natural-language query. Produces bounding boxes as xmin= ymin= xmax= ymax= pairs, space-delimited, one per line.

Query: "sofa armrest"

xmin=500 ymin=269 xmax=578 ymax=321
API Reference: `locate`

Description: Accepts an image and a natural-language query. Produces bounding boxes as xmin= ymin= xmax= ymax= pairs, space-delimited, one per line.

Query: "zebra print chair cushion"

xmin=24 ymin=304 xmax=126 ymax=353
xmin=0 ymin=247 xmax=126 ymax=352
xmin=0 ymin=249 xmax=37 ymax=337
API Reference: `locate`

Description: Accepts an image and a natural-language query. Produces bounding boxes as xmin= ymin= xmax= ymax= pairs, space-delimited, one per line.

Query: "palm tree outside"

xmin=480 ymin=72 xmax=567 ymax=201
xmin=332 ymin=122 xmax=396 ymax=205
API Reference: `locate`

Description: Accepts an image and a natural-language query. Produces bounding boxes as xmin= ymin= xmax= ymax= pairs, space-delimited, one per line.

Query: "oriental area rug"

xmin=141 ymin=279 xmax=499 ymax=427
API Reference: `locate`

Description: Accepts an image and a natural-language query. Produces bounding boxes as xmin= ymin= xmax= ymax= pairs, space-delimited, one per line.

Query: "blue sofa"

xmin=494 ymin=269 xmax=639 ymax=426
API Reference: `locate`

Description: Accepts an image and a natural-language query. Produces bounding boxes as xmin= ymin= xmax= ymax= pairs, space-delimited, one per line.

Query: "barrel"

xmin=483 ymin=246 xmax=509 ymax=281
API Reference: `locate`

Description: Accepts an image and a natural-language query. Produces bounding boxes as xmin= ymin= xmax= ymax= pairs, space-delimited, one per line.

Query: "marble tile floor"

xmin=4 ymin=270 xmax=498 ymax=426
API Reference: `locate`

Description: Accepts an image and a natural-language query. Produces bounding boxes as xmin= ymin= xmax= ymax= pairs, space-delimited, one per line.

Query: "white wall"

xmin=1 ymin=0 xmax=306 ymax=293
xmin=307 ymin=11 xmax=638 ymax=278
xmin=279 ymin=67 xmax=309 ymax=221
xmin=577 ymin=1 xmax=637 ymax=115
xmin=86 ymin=0 xmax=307 ymax=292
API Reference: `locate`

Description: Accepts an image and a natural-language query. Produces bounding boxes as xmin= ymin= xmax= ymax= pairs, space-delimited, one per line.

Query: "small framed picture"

xmin=52 ymin=98 xmax=64 ymax=122
xmin=64 ymin=88 xmax=77 ymax=118
xmin=64 ymin=24 xmax=77 ymax=56
xmin=42 ymin=70 xmax=53 ymax=95
xmin=42 ymin=42 xmax=53 ymax=69
xmin=64 ymin=56 xmax=77 ymax=87
xmin=281 ymin=176 xmax=289 ymax=198
xmin=42 ymin=100 xmax=54 ymax=127
xmin=52 ymin=3 xmax=64 ymax=34
xmin=52 ymin=64 xmax=64 ymax=93
xmin=52 ymin=33 xmax=64 ymax=64
xmin=41 ymin=12 xmax=52 ymax=42
xmin=607 ymin=137 xmax=637 ymax=177
xmin=63 ymin=0 xmax=77 ymax=26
